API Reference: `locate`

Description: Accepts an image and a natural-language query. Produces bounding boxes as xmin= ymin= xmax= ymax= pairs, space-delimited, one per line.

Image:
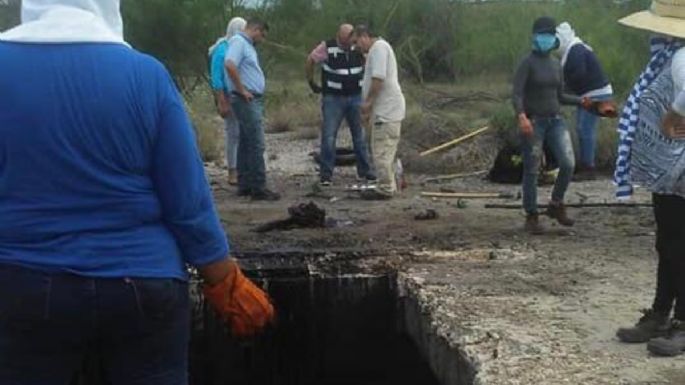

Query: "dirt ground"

xmin=208 ymin=130 xmax=685 ymax=385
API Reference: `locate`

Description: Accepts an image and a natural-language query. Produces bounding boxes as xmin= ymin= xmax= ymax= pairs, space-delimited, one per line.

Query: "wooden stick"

xmin=423 ymin=170 xmax=488 ymax=183
xmin=421 ymin=191 xmax=512 ymax=199
xmin=419 ymin=126 xmax=490 ymax=157
xmin=484 ymin=203 xmax=653 ymax=209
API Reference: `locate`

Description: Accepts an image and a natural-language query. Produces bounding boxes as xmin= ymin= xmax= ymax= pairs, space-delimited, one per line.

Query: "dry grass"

xmin=186 ymin=89 xmax=223 ymax=164
xmin=185 ymin=72 xmax=621 ymax=176
xmin=398 ymin=75 xmax=510 ymax=174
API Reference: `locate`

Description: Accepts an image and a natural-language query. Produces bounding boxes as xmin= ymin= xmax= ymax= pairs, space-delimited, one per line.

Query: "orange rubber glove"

xmin=203 ymin=261 xmax=275 ymax=337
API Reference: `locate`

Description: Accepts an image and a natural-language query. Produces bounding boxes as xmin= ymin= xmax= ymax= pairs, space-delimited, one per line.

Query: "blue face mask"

xmin=532 ymin=33 xmax=558 ymax=53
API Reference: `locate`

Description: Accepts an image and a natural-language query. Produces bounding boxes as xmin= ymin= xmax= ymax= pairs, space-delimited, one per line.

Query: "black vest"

xmin=321 ymin=39 xmax=364 ymax=96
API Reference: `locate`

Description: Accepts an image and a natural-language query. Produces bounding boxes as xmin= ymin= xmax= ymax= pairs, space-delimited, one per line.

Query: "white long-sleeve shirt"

xmin=671 ymin=48 xmax=685 ymax=115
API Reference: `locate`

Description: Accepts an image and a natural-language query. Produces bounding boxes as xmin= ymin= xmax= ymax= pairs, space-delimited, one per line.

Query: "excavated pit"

xmin=188 ymin=253 xmax=477 ymax=385
xmin=74 ymin=252 xmax=477 ymax=385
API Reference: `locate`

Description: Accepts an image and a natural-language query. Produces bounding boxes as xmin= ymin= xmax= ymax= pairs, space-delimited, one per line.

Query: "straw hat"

xmin=619 ymin=0 xmax=685 ymax=39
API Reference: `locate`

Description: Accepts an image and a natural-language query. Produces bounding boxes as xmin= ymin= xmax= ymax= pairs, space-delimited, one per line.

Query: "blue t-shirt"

xmin=225 ymin=33 xmax=266 ymax=94
xmin=209 ymin=40 xmax=232 ymax=93
xmin=0 ymin=42 xmax=229 ymax=280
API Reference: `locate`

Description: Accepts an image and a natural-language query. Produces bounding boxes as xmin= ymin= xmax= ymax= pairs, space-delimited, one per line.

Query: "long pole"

xmin=419 ymin=126 xmax=490 ymax=157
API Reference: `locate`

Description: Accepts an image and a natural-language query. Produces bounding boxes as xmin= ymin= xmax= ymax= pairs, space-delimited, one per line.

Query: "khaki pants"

xmin=369 ymin=120 xmax=401 ymax=195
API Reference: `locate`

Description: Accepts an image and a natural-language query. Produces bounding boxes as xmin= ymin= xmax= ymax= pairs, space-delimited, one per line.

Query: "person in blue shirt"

xmin=225 ymin=18 xmax=281 ymax=201
xmin=209 ymin=17 xmax=246 ymax=186
xmin=0 ymin=1 xmax=272 ymax=384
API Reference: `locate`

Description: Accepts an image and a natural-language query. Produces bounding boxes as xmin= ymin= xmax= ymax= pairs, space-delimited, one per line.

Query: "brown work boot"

xmin=524 ymin=213 xmax=544 ymax=234
xmin=228 ymin=168 xmax=238 ymax=186
xmin=616 ymin=309 xmax=670 ymax=343
xmin=647 ymin=319 xmax=685 ymax=356
xmin=546 ymin=201 xmax=574 ymax=226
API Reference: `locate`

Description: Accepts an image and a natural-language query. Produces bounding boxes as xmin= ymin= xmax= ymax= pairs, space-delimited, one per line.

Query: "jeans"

xmin=0 ymin=264 xmax=190 ymax=385
xmin=575 ymin=107 xmax=598 ymax=168
xmin=232 ymin=96 xmax=266 ymax=193
xmin=575 ymin=94 xmax=611 ymax=168
xmin=224 ymin=114 xmax=240 ymax=170
xmin=521 ymin=116 xmax=575 ymax=214
xmin=319 ymin=94 xmax=374 ymax=181
xmin=652 ymin=194 xmax=685 ymax=320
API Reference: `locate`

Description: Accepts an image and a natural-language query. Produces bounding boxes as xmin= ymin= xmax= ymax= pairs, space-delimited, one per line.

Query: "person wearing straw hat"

xmin=613 ymin=0 xmax=685 ymax=357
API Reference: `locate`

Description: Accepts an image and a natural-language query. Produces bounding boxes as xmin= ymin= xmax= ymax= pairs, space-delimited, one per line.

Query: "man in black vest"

xmin=306 ymin=23 xmax=375 ymax=186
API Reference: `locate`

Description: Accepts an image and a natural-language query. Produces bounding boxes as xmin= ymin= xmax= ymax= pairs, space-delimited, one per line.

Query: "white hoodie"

xmin=556 ymin=21 xmax=613 ymax=98
xmin=556 ymin=22 xmax=584 ymax=67
xmin=0 ymin=0 xmax=126 ymax=45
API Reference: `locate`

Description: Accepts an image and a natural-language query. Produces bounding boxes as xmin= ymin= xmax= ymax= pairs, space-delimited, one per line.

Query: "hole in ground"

xmin=190 ymin=271 xmax=442 ymax=385
xmin=73 ymin=261 xmax=476 ymax=385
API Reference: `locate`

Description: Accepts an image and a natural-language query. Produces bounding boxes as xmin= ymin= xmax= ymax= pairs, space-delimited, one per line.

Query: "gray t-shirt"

xmin=512 ymin=52 xmax=581 ymax=117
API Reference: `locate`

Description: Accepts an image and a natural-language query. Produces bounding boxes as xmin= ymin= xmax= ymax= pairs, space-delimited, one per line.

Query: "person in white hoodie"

xmin=613 ymin=0 xmax=685 ymax=358
xmin=0 ymin=1 xmax=273 ymax=383
xmin=556 ymin=22 xmax=615 ymax=180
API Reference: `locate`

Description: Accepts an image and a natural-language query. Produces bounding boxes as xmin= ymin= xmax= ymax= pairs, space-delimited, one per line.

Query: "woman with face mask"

xmin=512 ymin=16 xmax=593 ymax=234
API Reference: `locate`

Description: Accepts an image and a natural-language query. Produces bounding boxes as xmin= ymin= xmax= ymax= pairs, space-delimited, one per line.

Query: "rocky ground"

xmin=207 ymin=130 xmax=685 ymax=385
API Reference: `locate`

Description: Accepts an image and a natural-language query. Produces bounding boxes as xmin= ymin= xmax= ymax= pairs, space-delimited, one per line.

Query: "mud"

xmin=207 ymin=130 xmax=685 ymax=384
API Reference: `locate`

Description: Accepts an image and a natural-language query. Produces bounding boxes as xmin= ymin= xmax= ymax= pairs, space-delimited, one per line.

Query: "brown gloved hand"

xmin=582 ymin=98 xmax=618 ymax=118
xmin=595 ymin=100 xmax=618 ymax=118
xmin=203 ymin=261 xmax=275 ymax=337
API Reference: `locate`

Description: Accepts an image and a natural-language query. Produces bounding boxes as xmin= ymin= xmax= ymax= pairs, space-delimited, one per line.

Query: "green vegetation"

xmin=114 ymin=0 xmax=652 ymax=95
xmin=0 ymin=0 xmax=655 ymax=171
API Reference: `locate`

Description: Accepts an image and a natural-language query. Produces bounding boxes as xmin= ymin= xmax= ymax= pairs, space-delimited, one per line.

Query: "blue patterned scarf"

xmin=614 ymin=37 xmax=683 ymax=199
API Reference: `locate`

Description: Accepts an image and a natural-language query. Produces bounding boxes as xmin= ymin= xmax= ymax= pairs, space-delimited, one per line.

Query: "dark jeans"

xmin=232 ymin=96 xmax=266 ymax=193
xmin=521 ymin=116 xmax=575 ymax=214
xmin=652 ymin=194 xmax=685 ymax=320
xmin=0 ymin=264 xmax=190 ymax=385
xmin=319 ymin=94 xmax=374 ymax=180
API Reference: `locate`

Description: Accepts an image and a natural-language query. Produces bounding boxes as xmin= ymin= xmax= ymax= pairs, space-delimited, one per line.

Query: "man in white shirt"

xmin=352 ymin=24 xmax=406 ymax=198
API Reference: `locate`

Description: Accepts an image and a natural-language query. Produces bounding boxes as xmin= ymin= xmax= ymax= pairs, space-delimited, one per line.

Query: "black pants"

xmin=0 ymin=264 xmax=190 ymax=385
xmin=652 ymin=194 xmax=685 ymax=320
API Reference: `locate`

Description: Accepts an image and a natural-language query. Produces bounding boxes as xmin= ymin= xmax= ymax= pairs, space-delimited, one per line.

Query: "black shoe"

xmin=648 ymin=320 xmax=685 ymax=356
xmin=237 ymin=188 xmax=251 ymax=197
xmin=319 ymin=178 xmax=332 ymax=187
xmin=616 ymin=309 xmax=670 ymax=343
xmin=251 ymin=189 xmax=281 ymax=201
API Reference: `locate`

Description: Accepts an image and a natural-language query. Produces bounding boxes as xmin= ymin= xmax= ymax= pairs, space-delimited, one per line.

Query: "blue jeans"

xmin=575 ymin=107 xmax=598 ymax=168
xmin=521 ymin=117 xmax=575 ymax=215
xmin=320 ymin=94 xmax=374 ymax=180
xmin=232 ymin=96 xmax=266 ymax=193
xmin=575 ymin=94 xmax=611 ymax=168
xmin=224 ymin=114 xmax=240 ymax=169
xmin=0 ymin=264 xmax=190 ymax=385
